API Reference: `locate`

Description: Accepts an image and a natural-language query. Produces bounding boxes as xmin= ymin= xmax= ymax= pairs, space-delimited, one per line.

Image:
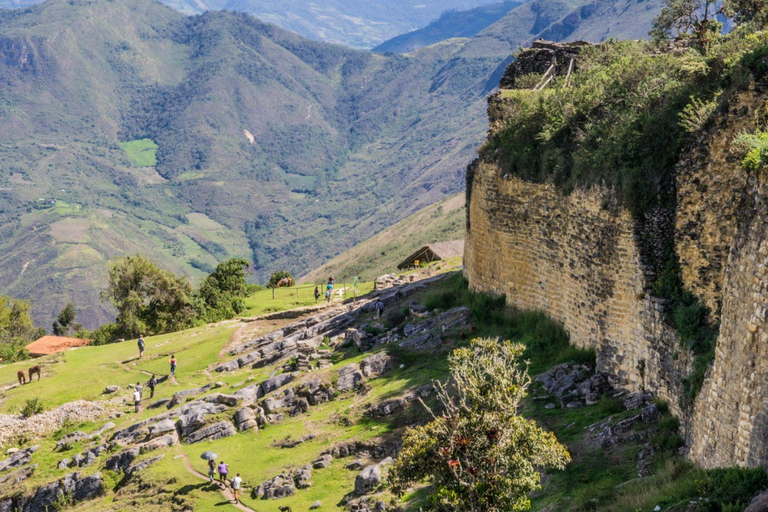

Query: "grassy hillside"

xmin=0 ymin=274 xmax=763 ymax=511
xmin=373 ymin=1 xmax=523 ymax=54
xmin=301 ymin=193 xmax=465 ymax=283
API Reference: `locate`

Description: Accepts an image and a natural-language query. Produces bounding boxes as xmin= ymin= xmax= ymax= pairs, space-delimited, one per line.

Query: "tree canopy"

xmin=103 ymin=255 xmax=196 ymax=338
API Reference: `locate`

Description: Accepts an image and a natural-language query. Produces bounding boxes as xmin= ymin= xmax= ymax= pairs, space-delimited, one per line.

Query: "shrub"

xmin=389 ymin=338 xmax=570 ymax=511
xmin=734 ymin=130 xmax=768 ymax=171
xmin=21 ymin=398 xmax=43 ymax=418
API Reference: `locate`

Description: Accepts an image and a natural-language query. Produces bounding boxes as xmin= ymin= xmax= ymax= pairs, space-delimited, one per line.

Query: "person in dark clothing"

xmin=148 ymin=375 xmax=157 ymax=399
xmin=314 ymin=286 xmax=320 ymax=303
xmin=208 ymin=459 xmax=216 ymax=483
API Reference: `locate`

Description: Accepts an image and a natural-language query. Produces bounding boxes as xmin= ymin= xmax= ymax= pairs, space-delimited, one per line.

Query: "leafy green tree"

xmin=389 ymin=338 xmax=570 ymax=512
xmin=268 ymin=270 xmax=294 ymax=288
xmin=650 ymin=0 xmax=723 ymax=46
xmin=103 ymin=255 xmax=196 ymax=338
xmin=723 ymin=0 xmax=768 ymax=26
xmin=52 ymin=302 xmax=82 ymax=336
xmin=0 ymin=296 xmax=38 ymax=343
xmin=196 ymin=258 xmax=251 ymax=321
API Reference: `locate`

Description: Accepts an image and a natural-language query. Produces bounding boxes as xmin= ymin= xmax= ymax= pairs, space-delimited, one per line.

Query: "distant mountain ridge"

xmin=0 ymin=0 xmax=503 ymax=48
xmin=0 ymin=0 xmax=664 ymax=330
xmin=373 ymin=1 xmax=525 ymax=54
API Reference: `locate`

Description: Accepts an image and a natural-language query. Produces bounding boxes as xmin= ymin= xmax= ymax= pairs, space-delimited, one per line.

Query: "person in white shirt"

xmin=231 ymin=473 xmax=242 ymax=504
xmin=133 ymin=389 xmax=141 ymax=412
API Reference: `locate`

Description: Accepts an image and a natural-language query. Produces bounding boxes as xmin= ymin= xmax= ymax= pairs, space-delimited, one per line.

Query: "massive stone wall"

xmin=465 ymin=42 xmax=768 ymax=467
xmin=465 ymin=159 xmax=692 ymax=416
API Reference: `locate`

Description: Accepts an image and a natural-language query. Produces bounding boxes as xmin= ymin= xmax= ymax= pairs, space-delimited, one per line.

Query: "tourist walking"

xmin=137 ymin=335 xmax=145 ymax=358
xmin=218 ymin=461 xmax=229 ymax=482
xmin=207 ymin=458 xmax=216 ymax=483
xmin=314 ymin=286 xmax=320 ymax=303
xmin=148 ymin=375 xmax=157 ymax=399
xmin=170 ymin=355 xmax=177 ymax=377
xmin=231 ymin=473 xmax=242 ymax=504
xmin=133 ymin=388 xmax=141 ymax=413
xmin=135 ymin=381 xmax=143 ymax=399
xmin=325 ymin=288 xmax=331 ymax=303
xmin=375 ymin=298 xmax=385 ymax=325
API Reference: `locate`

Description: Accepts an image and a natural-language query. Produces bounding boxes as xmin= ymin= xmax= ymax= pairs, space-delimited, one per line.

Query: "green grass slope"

xmin=301 ymin=193 xmax=465 ymax=283
xmin=0 ymin=274 xmax=763 ymax=511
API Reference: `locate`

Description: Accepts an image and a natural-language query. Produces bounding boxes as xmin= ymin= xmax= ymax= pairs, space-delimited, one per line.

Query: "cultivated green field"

xmin=120 ymin=139 xmax=159 ymax=167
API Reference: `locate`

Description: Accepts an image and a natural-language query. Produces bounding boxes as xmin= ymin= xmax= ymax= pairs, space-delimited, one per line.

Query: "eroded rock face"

xmin=3 ymin=471 xmax=104 ymax=512
xmin=361 ymin=353 xmax=393 ymax=378
xmin=0 ymin=445 xmax=38 ymax=472
xmin=105 ymin=448 xmax=140 ymax=472
xmin=234 ymin=407 xmax=258 ymax=431
xmin=259 ymin=373 xmax=296 ymax=398
xmin=185 ymin=421 xmax=237 ymax=444
xmin=355 ymin=464 xmax=382 ymax=495
xmin=337 ymin=364 xmax=364 ymax=392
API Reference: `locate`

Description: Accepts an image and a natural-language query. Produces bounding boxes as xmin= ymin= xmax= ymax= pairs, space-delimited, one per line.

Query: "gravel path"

xmin=0 ymin=399 xmax=119 ymax=446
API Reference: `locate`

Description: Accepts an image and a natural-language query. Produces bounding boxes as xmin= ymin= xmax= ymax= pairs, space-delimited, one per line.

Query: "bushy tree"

xmin=52 ymin=302 xmax=82 ymax=336
xmin=0 ymin=296 xmax=43 ymax=361
xmin=650 ymin=0 xmax=723 ymax=46
xmin=196 ymin=258 xmax=251 ymax=321
xmin=723 ymin=0 xmax=768 ymax=26
xmin=0 ymin=296 xmax=38 ymax=344
xmin=389 ymin=338 xmax=570 ymax=511
xmin=103 ymin=255 xmax=196 ymax=338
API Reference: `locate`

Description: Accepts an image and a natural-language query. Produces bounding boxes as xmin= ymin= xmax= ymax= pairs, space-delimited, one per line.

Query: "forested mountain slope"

xmin=0 ymin=0 xmax=662 ymax=329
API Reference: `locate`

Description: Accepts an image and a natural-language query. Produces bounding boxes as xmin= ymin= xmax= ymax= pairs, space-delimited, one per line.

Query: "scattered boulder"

xmin=185 ymin=421 xmax=237 ymax=444
xmin=624 ymin=391 xmax=653 ymax=410
xmin=355 ymin=464 xmax=382 ymax=495
xmin=294 ymin=464 xmax=313 ymax=489
xmin=337 ymin=364 xmax=364 ymax=392
xmin=105 ymin=448 xmax=140 ymax=472
xmin=0 ymin=464 xmax=37 ymax=486
xmin=312 ymin=454 xmax=332 ymax=469
xmin=276 ymin=434 xmax=315 ymax=449
xmin=311 ymin=501 xmax=322 ymax=509
xmin=127 ymin=455 xmax=164 ymax=476
xmin=147 ymin=419 xmax=176 ymax=438
xmin=253 ymin=473 xmax=296 ymax=500
xmin=140 ymin=432 xmax=178 ymax=453
xmin=103 ymin=386 xmax=120 ymax=394
xmin=361 ymin=353 xmax=393 ymax=378
xmin=234 ymin=407 xmax=258 ymax=431
xmin=0 ymin=445 xmax=38 ymax=472
xmin=259 ymin=373 xmax=296 ymax=398
xmin=346 ymin=460 xmax=363 ymax=470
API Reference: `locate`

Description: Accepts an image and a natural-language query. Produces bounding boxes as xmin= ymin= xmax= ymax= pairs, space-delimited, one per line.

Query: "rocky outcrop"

xmin=185 ymin=421 xmax=236 ymax=444
xmin=498 ymin=40 xmax=590 ymax=90
xmin=337 ymin=364 xmax=364 ymax=392
xmin=354 ymin=458 xmax=393 ymax=495
xmin=253 ymin=465 xmax=312 ymax=499
xmin=0 ymin=471 xmax=103 ymax=511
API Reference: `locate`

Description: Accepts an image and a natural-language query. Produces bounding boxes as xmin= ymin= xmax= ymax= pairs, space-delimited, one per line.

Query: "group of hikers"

xmin=132 ymin=335 xmax=178 ymax=412
xmin=314 ymin=275 xmax=336 ymax=304
xmin=207 ymin=459 xmax=243 ymax=504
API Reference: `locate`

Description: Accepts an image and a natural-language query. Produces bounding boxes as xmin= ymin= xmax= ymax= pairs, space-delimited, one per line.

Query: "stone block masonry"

xmin=464 ymin=163 xmax=691 ymax=418
xmin=465 ymin=41 xmax=768 ymax=468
